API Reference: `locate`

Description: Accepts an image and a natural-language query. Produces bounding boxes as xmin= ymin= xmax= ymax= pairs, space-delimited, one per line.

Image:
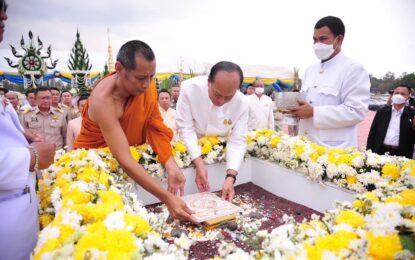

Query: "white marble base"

xmin=133 ymin=158 xmax=356 ymax=213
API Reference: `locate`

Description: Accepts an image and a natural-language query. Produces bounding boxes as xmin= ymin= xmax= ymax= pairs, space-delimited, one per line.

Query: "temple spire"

xmin=106 ymin=28 xmax=115 ymax=72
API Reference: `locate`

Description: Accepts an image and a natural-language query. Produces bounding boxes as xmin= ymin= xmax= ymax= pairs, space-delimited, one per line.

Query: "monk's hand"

xmin=221 ymin=177 xmax=235 ymax=202
xmin=165 ymin=195 xmax=196 ymax=223
xmin=165 ymin=157 xmax=186 ymax=196
xmin=289 ymin=100 xmax=313 ymax=119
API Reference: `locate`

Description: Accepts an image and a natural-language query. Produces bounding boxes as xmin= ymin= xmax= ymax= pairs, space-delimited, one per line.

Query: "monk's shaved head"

xmin=116 ymin=40 xmax=155 ymax=70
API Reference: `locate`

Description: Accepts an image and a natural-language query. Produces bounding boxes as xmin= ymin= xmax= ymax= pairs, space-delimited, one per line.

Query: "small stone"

xmin=171 ymin=228 xmax=188 ymax=238
xmin=227 ymin=221 xmax=238 ymax=231
xmin=166 ymin=215 xmax=174 ymax=224
xmin=248 ymin=212 xmax=262 ymax=219
xmin=216 ymin=233 xmax=225 ymax=240
xmin=153 ymin=206 xmax=163 ymax=213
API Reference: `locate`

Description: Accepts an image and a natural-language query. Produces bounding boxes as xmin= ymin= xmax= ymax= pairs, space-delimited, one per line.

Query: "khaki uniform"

xmin=22 ymin=106 xmax=67 ymax=150
xmin=59 ymin=103 xmax=80 ymax=121
xmin=18 ymin=106 xmax=34 ymax=124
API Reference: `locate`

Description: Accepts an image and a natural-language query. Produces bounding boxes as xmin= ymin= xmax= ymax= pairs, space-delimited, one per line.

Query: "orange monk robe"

xmin=74 ymin=79 xmax=174 ymax=164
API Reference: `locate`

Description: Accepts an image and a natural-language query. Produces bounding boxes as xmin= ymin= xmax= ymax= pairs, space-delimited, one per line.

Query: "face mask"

xmin=255 ymin=87 xmax=264 ymax=95
xmin=391 ymin=94 xmax=406 ymax=105
xmin=313 ymin=37 xmax=338 ymax=60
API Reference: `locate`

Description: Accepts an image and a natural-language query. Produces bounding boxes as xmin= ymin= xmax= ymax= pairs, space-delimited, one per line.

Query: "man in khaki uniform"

xmin=61 ymin=90 xmax=79 ymax=121
xmin=22 ymin=87 xmax=67 ymax=150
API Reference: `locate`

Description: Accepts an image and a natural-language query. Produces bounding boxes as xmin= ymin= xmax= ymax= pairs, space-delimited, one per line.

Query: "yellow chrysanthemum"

xmin=34 ymin=239 xmax=60 ymax=260
xmin=382 ymin=163 xmax=401 ymax=180
xmin=62 ymin=187 xmax=93 ymax=205
xmin=270 ymin=136 xmax=281 ymax=148
xmin=399 ymin=189 xmax=415 ymax=206
xmin=294 ymin=145 xmax=305 ymax=157
xmin=124 ymin=213 xmax=152 ymax=238
xmin=174 ymin=142 xmax=188 ymax=154
xmin=335 ymin=210 xmax=365 ymax=228
xmin=353 ymin=200 xmax=364 ymax=209
xmin=366 ymin=231 xmax=402 ymax=260
xmin=305 ymin=231 xmax=358 ymax=259
xmin=129 ymin=147 xmax=141 ymax=161
xmin=364 ymin=192 xmax=379 ymax=202
xmin=208 ymin=136 xmax=220 ymax=145
xmin=201 ymin=142 xmax=213 ymax=155
xmin=98 ymin=190 xmax=124 ymax=210
xmin=346 ymin=175 xmax=357 ymax=185
xmin=39 ymin=214 xmax=54 ymax=229
xmin=74 ymin=222 xmax=138 ymax=260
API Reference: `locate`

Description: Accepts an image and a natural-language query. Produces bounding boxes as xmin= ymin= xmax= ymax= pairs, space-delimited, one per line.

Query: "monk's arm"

xmin=90 ymin=96 xmax=172 ymax=203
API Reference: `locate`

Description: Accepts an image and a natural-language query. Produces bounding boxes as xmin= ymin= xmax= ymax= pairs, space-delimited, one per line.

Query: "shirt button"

xmin=314 ymin=86 xmax=317 ymax=88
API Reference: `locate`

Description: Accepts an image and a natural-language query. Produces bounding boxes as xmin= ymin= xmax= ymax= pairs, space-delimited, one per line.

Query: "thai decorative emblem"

xmin=4 ymin=30 xmax=58 ymax=88
xmin=68 ymin=29 xmax=92 ymax=97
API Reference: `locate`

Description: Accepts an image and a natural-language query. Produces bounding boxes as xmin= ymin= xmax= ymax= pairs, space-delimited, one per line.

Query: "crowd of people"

xmin=1 ymin=2 xmax=415 ymax=258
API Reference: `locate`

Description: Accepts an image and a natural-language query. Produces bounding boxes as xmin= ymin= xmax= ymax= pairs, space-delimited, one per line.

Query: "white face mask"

xmin=313 ymin=38 xmax=338 ymax=60
xmin=255 ymin=87 xmax=264 ymax=95
xmin=391 ymin=94 xmax=406 ymax=105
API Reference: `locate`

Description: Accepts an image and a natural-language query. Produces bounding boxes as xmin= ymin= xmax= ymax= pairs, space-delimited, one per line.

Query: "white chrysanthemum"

xmin=59 ymin=209 xmax=82 ymax=228
xmin=35 ymin=226 xmax=60 ymax=250
xmin=365 ymin=202 xmax=403 ymax=235
xmin=104 ymin=211 xmax=126 ymax=230
xmin=51 ymin=187 xmax=62 ymax=213
xmin=144 ymin=234 xmax=169 ymax=254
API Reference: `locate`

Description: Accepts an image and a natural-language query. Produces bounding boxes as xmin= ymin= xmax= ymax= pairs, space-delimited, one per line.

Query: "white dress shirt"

xmin=176 ymin=76 xmax=249 ymax=171
xmin=159 ymin=105 xmax=177 ymax=139
xmin=299 ymin=52 xmax=370 ymax=148
xmin=0 ymin=100 xmax=39 ymax=259
xmin=383 ymin=106 xmax=403 ymax=146
xmin=247 ymin=93 xmax=275 ymax=130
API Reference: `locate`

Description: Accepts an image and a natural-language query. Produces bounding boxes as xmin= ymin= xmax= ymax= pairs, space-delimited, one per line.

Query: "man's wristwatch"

xmin=225 ymin=173 xmax=236 ymax=184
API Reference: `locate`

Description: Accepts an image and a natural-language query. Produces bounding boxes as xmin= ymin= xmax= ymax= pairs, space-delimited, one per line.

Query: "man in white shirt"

xmin=158 ymin=89 xmax=177 ymax=138
xmin=20 ymin=88 xmax=36 ymax=111
xmin=247 ymin=79 xmax=274 ymax=130
xmin=367 ymin=85 xmax=415 ymax=158
xmin=290 ymin=16 xmax=370 ymax=148
xmin=176 ymin=61 xmax=249 ymax=201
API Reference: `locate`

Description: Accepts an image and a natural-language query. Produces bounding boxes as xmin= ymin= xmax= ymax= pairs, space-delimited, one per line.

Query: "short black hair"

xmin=77 ymin=95 xmax=89 ymax=107
xmin=61 ymin=90 xmax=72 ymax=97
xmin=35 ymin=86 xmax=51 ymax=96
xmin=116 ymin=40 xmax=155 ymax=70
xmin=315 ymin=16 xmax=345 ymax=37
xmin=50 ymin=87 xmax=61 ymax=93
xmin=0 ymin=0 xmax=8 ymax=13
xmin=25 ymin=88 xmax=35 ymax=97
xmin=395 ymin=84 xmax=413 ymax=95
xmin=0 ymin=87 xmax=8 ymax=94
xmin=208 ymin=61 xmax=244 ymax=86
xmin=159 ymin=89 xmax=171 ymax=97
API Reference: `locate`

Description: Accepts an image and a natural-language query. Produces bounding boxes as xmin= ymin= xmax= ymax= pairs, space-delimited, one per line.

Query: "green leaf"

xmin=400 ymin=234 xmax=415 ymax=254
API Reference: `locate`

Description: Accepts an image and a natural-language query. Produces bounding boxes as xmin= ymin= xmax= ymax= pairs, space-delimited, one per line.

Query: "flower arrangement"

xmin=36 ymin=130 xmax=415 ymax=259
xmin=35 ymin=148 xmax=192 ymax=259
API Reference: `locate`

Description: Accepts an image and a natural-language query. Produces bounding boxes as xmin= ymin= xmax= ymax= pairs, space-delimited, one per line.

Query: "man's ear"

xmin=115 ymin=61 xmax=124 ymax=74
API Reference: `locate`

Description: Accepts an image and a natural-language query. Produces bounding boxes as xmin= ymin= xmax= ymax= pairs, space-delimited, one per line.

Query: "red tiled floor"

xmin=357 ymin=111 xmax=376 ymax=151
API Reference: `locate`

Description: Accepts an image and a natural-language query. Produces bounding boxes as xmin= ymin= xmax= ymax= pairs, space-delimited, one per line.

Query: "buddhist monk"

xmin=74 ymin=40 xmax=195 ymax=222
